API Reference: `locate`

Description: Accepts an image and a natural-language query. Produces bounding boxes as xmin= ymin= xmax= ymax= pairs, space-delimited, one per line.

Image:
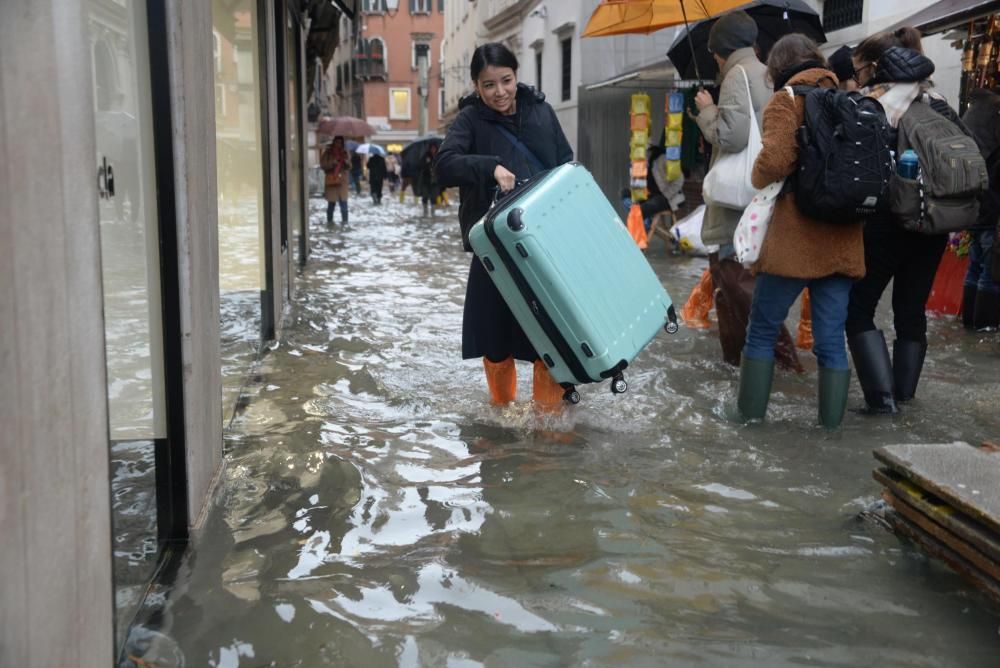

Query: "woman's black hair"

xmin=470 ymin=42 xmax=519 ymax=82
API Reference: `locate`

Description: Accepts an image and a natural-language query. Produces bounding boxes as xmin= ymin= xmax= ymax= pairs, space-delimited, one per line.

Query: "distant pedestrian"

xmin=320 ymin=136 xmax=350 ymax=225
xmin=738 ymin=34 xmax=864 ymax=429
xmin=435 ymin=42 xmax=573 ymax=409
xmin=416 ymin=143 xmax=442 ymax=218
xmin=350 ymin=151 xmax=363 ymax=195
xmin=367 ymin=152 xmax=387 ymax=205
xmin=386 ymin=153 xmax=400 ymax=193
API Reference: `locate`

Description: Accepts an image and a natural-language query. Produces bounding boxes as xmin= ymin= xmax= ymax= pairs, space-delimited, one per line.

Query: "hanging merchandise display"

xmin=664 ymin=91 xmax=685 ymax=183
xmin=629 ymin=93 xmax=652 ymax=202
xmin=959 ymin=14 xmax=1000 ymax=111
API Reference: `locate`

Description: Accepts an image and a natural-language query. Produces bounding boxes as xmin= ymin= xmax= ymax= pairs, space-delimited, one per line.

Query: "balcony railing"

xmin=352 ymin=54 xmax=387 ymax=80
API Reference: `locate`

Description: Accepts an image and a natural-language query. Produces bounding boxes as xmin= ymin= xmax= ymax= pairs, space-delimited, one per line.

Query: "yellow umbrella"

xmin=582 ymin=0 xmax=748 ymax=37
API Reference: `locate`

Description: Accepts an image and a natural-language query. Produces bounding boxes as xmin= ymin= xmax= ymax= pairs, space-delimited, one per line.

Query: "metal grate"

xmin=823 ymin=0 xmax=864 ymax=33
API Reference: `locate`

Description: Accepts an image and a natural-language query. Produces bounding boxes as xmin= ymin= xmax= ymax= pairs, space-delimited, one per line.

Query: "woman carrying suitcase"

xmin=435 ymin=42 xmax=574 ymax=409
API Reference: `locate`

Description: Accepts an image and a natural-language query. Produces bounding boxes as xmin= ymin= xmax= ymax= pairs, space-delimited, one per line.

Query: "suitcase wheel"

xmin=611 ymin=376 xmax=628 ymax=395
xmin=561 ymin=385 xmax=581 ymax=404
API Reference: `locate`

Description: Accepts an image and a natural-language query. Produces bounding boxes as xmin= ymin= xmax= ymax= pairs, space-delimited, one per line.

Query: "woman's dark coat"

xmin=434 ymin=83 xmax=574 ymax=251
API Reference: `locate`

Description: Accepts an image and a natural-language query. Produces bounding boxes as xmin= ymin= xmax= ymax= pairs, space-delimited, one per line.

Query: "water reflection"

xmin=127 ymin=195 xmax=1000 ymax=666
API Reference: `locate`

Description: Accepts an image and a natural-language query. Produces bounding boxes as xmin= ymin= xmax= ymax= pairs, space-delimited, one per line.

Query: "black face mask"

xmin=773 ymin=60 xmax=824 ymax=91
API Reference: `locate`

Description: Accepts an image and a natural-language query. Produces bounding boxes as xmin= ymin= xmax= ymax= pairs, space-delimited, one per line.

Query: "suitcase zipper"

xmin=483 ymin=207 xmax=597 ymax=384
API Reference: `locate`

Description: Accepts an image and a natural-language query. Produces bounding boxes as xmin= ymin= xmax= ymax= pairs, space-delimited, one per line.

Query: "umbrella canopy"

xmin=317 ymin=115 xmax=376 ymax=138
xmin=583 ymin=0 xmax=749 ymax=37
xmin=400 ymin=135 xmax=442 ymax=178
xmin=355 ymin=143 xmax=387 ymax=156
xmin=668 ymin=0 xmax=825 ymax=80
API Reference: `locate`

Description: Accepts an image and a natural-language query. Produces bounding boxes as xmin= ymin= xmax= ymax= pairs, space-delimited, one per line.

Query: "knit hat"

xmin=828 ymin=45 xmax=855 ymax=84
xmin=707 ymin=10 xmax=758 ymax=58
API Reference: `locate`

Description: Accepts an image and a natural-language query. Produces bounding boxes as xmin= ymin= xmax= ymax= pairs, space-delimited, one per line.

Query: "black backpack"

xmin=790 ymin=86 xmax=896 ymax=223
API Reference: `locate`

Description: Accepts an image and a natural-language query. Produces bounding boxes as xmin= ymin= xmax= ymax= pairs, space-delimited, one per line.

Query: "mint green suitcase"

xmin=468 ymin=163 xmax=677 ymax=402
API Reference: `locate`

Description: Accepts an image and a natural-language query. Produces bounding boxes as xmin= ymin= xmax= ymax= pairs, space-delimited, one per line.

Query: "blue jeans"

xmin=964 ymin=229 xmax=1000 ymax=294
xmin=745 ymin=273 xmax=854 ymax=369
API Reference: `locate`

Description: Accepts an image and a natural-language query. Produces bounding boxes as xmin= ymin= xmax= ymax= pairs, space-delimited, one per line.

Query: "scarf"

xmin=862 ymin=81 xmax=943 ymax=128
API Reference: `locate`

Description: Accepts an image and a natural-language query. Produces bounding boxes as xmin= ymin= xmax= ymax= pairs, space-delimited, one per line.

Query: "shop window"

xmin=823 ymin=0 xmax=864 ymax=32
xmin=390 ymin=87 xmax=412 ymax=119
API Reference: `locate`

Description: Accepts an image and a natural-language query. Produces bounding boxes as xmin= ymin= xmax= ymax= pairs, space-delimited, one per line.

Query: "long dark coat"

xmin=434 ymin=83 xmax=573 ymax=362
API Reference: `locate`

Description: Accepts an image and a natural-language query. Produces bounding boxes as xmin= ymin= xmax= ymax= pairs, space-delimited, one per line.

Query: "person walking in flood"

xmin=320 ymin=135 xmax=351 ymax=225
xmin=693 ymin=10 xmax=803 ymax=373
xmin=845 ymin=28 xmax=969 ymax=412
xmin=367 ymin=151 xmax=387 ymax=205
xmin=417 ymin=143 xmax=443 ymax=219
xmin=738 ymin=35 xmax=865 ymax=429
xmin=435 ymin=42 xmax=573 ymax=409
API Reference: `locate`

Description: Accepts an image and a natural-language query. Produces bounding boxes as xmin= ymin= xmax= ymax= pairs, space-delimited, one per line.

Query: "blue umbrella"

xmin=355 ymin=143 xmax=386 ymax=156
xmin=346 ymin=139 xmax=360 ymax=152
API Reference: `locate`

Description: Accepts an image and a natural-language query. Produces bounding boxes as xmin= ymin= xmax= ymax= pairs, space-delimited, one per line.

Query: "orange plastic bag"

xmin=680 ymin=268 xmax=713 ymax=328
xmin=630 ymin=113 xmax=650 ymax=131
xmin=631 ymin=160 xmax=648 ymax=179
xmin=626 ymin=204 xmax=648 ymax=250
xmin=797 ymin=289 xmax=813 ymax=350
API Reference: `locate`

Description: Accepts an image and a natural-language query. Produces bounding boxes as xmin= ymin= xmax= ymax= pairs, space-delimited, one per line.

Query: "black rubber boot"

xmin=973 ymin=290 xmax=1000 ymax=330
xmin=818 ymin=367 xmax=851 ymax=430
xmin=737 ymin=356 xmax=774 ymax=422
xmin=847 ymin=330 xmax=899 ymax=414
xmin=962 ymin=285 xmax=978 ymax=330
xmin=893 ymin=339 xmax=927 ymax=402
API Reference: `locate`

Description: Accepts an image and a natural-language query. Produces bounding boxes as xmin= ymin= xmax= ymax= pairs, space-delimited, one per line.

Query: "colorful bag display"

xmin=666 ymin=129 xmax=681 ymax=146
xmin=665 ymin=160 xmax=682 ymax=182
xmin=630 ymin=93 xmax=651 ymax=115
xmin=734 ymin=179 xmax=784 ymax=267
xmin=630 ymin=128 xmax=650 ymax=147
xmin=668 ymin=92 xmax=685 ymax=114
xmin=666 ymin=112 xmax=683 ymax=131
xmin=630 ymin=144 xmax=647 ymax=161
xmin=630 ymin=113 xmax=650 ymax=131
xmin=631 ymin=160 xmax=648 ymax=179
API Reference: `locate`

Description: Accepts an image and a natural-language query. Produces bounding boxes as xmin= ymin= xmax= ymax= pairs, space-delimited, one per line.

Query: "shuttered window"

xmin=823 ymin=0 xmax=864 ymax=32
xmin=560 ymin=37 xmax=571 ymax=101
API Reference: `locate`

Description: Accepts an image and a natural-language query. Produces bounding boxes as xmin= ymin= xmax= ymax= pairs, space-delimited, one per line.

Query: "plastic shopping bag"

xmin=671 ymin=205 xmax=710 ymax=256
xmin=626 ymin=204 xmax=648 ymax=250
xmin=734 ymin=179 xmax=783 ymax=267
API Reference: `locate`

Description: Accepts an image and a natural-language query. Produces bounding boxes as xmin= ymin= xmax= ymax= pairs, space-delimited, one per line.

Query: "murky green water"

xmin=127 ymin=194 xmax=1000 ymax=667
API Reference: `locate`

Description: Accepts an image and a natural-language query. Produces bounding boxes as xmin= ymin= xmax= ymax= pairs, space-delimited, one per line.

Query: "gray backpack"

xmin=890 ymin=97 xmax=988 ymax=234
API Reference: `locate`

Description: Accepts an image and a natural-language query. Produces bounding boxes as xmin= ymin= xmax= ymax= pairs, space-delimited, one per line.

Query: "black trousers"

xmin=846 ymin=220 xmax=947 ymax=344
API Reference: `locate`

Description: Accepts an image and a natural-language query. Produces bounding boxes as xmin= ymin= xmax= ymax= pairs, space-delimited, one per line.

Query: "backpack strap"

xmin=495 ymin=125 xmax=546 ymax=173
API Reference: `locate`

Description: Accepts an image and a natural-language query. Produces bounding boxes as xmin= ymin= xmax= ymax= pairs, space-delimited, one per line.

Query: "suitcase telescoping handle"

xmin=489 ymin=179 xmax=532 ymax=209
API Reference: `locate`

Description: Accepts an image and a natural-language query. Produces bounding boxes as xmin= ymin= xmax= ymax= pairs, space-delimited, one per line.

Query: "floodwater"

xmin=125 ymin=192 xmax=1000 ymax=667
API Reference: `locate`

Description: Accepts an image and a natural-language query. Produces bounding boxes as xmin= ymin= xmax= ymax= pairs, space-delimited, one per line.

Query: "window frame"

xmin=389 ymin=86 xmax=412 ymax=120
xmin=560 ymin=36 xmax=572 ymax=102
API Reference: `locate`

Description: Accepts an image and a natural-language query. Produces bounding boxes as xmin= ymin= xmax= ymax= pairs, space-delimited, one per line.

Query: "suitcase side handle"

xmin=507 ymin=207 xmax=525 ymax=231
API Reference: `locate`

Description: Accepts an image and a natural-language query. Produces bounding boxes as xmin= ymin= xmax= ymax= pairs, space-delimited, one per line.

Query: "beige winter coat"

xmin=694 ymin=47 xmax=770 ymax=247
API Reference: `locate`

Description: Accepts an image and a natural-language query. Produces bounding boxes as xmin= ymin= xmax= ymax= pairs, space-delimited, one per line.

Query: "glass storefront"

xmin=87 ymin=0 xmax=165 ymax=648
xmin=212 ymin=0 xmax=268 ymax=422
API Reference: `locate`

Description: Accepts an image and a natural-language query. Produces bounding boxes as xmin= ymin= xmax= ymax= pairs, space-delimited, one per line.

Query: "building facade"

xmin=1 ymin=0 xmax=356 ymax=663
xmin=328 ymin=0 xmax=446 ymax=143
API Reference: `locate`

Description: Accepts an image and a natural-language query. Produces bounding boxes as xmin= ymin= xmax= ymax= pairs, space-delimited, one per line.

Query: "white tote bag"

xmin=701 ymin=66 xmax=763 ymax=210
xmin=734 ymin=179 xmax=784 ymax=267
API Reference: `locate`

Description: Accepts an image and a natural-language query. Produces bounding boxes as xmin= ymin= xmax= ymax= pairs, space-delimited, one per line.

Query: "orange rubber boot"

xmin=532 ymin=359 xmax=565 ymax=412
xmin=797 ymin=289 xmax=814 ymax=350
xmin=680 ymin=268 xmax=714 ymax=329
xmin=483 ymin=356 xmax=517 ymax=406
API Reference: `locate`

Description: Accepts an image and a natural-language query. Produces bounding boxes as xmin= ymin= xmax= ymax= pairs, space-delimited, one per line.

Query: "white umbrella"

xmin=355 ymin=143 xmax=386 ymax=156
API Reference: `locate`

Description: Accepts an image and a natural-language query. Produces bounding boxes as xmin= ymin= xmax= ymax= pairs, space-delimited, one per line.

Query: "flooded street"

xmin=131 ymin=193 xmax=1000 ymax=667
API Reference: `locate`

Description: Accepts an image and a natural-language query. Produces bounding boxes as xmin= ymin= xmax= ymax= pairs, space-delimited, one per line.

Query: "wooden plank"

xmin=882 ymin=489 xmax=1000 ymax=580
xmin=885 ymin=510 xmax=1000 ymax=605
xmin=874 ymin=468 xmax=1000 ymax=564
xmin=874 ymin=443 xmax=1000 ymax=535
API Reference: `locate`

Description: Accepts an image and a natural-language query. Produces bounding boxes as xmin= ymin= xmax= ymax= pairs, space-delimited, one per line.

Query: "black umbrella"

xmin=400 ymin=134 xmax=442 ymax=178
xmin=668 ymin=0 xmax=826 ymax=81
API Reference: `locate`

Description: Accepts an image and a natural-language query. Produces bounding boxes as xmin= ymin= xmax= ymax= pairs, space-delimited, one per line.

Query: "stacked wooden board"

xmin=873 ymin=442 xmax=1000 ymax=602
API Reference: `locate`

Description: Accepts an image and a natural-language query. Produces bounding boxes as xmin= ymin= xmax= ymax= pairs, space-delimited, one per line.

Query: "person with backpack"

xmin=434 ymin=43 xmax=574 ymax=410
xmin=320 ymin=135 xmax=351 ymax=225
xmin=736 ymin=34 xmax=865 ymax=428
xmin=960 ymin=87 xmax=1000 ymax=331
xmin=845 ymin=28 xmax=986 ymax=413
xmin=693 ymin=10 xmax=803 ymax=374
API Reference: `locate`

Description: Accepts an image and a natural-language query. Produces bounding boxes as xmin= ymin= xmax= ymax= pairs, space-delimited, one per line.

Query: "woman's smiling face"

xmin=475 ymin=65 xmax=518 ymax=115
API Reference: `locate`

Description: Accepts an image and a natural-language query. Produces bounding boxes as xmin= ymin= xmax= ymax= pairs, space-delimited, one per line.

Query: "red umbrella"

xmin=317 ymin=115 xmax=375 ymax=138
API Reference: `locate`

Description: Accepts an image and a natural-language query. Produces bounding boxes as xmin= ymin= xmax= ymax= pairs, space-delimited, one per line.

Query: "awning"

xmin=888 ymin=0 xmax=1000 ymax=35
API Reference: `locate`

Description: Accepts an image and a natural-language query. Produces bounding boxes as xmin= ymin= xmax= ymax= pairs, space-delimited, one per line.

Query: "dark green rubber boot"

xmin=737 ymin=356 xmax=774 ymax=422
xmin=818 ymin=367 xmax=851 ymax=430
